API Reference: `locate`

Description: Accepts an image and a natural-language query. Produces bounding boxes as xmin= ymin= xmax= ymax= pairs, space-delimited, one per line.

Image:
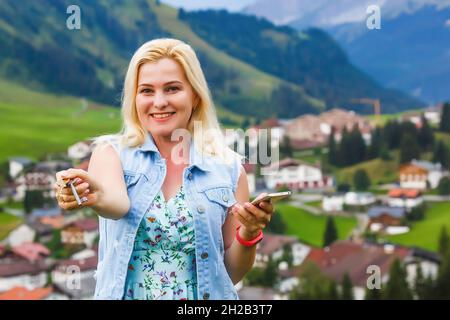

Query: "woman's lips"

xmin=149 ymin=112 xmax=175 ymax=122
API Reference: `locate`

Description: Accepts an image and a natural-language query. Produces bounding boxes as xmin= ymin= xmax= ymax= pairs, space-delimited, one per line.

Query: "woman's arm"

xmin=222 ymin=166 xmax=257 ymax=284
xmin=87 ymin=144 xmax=130 ymax=219
xmin=55 ymin=143 xmax=130 ymax=220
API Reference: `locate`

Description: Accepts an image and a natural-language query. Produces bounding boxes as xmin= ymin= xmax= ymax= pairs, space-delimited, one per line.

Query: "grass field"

xmin=335 ymin=152 xmax=400 ymax=187
xmin=276 ymin=203 xmax=357 ymax=248
xmin=0 ymin=78 xmax=245 ymax=162
xmin=384 ymin=201 xmax=450 ymax=252
xmin=0 ymin=212 xmax=22 ymax=241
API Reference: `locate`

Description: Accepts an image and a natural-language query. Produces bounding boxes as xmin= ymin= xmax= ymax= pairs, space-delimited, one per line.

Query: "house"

xmin=261 ymin=158 xmax=333 ymax=191
xmin=14 ymin=160 xmax=71 ymax=201
xmin=367 ymin=206 xmax=408 ymax=235
xmin=387 ymin=189 xmax=424 ymax=209
xmin=322 ymin=193 xmax=345 ymax=212
xmin=8 ymin=157 xmax=33 ymax=179
xmin=6 ymin=224 xmax=36 ymax=247
xmin=284 ymin=109 xmax=372 ymax=149
xmin=344 ymin=192 xmax=376 ymax=207
xmin=52 ymin=255 xmax=98 ymax=300
xmin=255 ymin=234 xmax=310 ymax=268
xmin=0 ymin=258 xmax=51 ymax=292
xmin=68 ymin=140 xmax=94 ymax=161
xmin=399 ymin=163 xmax=428 ymax=190
xmin=11 ymin=243 xmax=50 ymax=262
xmin=282 ymin=241 xmax=414 ymax=300
xmin=411 ymin=159 xmax=449 ymax=189
xmin=0 ymin=286 xmax=54 ymax=300
xmin=61 ymin=218 xmax=99 ymax=248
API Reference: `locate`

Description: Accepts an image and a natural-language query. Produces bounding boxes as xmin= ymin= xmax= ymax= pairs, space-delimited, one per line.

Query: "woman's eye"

xmin=166 ymin=86 xmax=180 ymax=93
xmin=140 ymin=88 xmax=153 ymax=94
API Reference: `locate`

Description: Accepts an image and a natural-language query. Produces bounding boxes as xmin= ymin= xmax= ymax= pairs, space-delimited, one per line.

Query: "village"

xmin=0 ymin=104 xmax=450 ymax=300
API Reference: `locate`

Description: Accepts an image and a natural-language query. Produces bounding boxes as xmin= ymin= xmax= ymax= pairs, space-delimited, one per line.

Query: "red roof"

xmin=257 ymin=234 xmax=298 ymax=255
xmin=388 ymin=188 xmax=421 ymax=198
xmin=55 ymin=255 xmax=98 ymax=273
xmin=12 ymin=242 xmax=50 ymax=262
xmin=303 ymin=240 xmax=412 ymax=286
xmin=0 ymin=286 xmax=53 ymax=300
xmin=68 ymin=218 xmax=98 ymax=232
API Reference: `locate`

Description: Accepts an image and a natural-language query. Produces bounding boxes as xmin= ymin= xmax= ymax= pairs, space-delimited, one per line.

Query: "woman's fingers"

xmin=60 ymin=189 xmax=90 ymax=203
xmin=60 ymin=182 xmax=89 ymax=196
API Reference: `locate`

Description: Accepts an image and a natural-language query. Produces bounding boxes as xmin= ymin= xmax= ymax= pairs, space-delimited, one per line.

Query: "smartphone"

xmin=251 ymin=191 xmax=292 ymax=206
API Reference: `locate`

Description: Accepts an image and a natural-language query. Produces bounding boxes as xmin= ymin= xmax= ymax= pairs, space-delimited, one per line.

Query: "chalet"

xmin=367 ymin=206 xmax=408 ymax=235
xmin=411 ymin=159 xmax=448 ymax=189
xmin=322 ymin=193 xmax=345 ymax=212
xmin=0 ymin=257 xmax=52 ymax=292
xmin=255 ymin=234 xmax=310 ymax=268
xmin=387 ymin=188 xmax=423 ymax=208
xmin=8 ymin=157 xmax=33 ymax=179
xmin=399 ymin=164 xmax=428 ymax=190
xmin=261 ymin=158 xmax=333 ymax=191
xmin=344 ymin=192 xmax=376 ymax=207
xmin=61 ymin=218 xmax=99 ymax=248
xmin=68 ymin=140 xmax=94 ymax=161
xmin=280 ymin=241 xmax=419 ymax=300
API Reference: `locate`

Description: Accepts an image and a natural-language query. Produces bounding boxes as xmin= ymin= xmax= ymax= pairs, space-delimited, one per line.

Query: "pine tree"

xmin=328 ymin=127 xmax=338 ymax=166
xmin=414 ymin=263 xmax=433 ymax=300
xmin=353 ymin=169 xmax=371 ymax=191
xmin=400 ymin=133 xmax=421 ymax=164
xmin=341 ymin=273 xmax=354 ymax=300
xmin=368 ymin=127 xmax=382 ymax=159
xmin=323 ymin=216 xmax=338 ymax=247
xmin=280 ymin=135 xmax=293 ymax=158
xmin=418 ymin=115 xmax=434 ymax=151
xmin=438 ymin=226 xmax=449 ymax=258
xmin=434 ymin=249 xmax=450 ymax=299
xmin=383 ymin=258 xmax=413 ymax=300
xmin=327 ymin=280 xmax=339 ymax=300
xmin=439 ymin=102 xmax=450 ymax=133
xmin=365 ymin=286 xmax=382 ymax=300
xmin=432 ymin=141 xmax=450 ymax=170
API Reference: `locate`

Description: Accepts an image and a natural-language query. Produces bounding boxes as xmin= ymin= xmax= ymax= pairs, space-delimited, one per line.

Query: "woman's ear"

xmin=193 ymin=94 xmax=200 ymax=110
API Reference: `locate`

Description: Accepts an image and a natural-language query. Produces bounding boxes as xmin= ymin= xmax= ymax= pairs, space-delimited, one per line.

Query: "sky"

xmin=160 ymin=0 xmax=257 ymax=12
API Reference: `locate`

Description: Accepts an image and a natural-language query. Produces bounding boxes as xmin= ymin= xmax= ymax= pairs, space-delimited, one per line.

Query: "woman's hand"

xmin=54 ymin=168 xmax=102 ymax=211
xmin=231 ymin=192 xmax=274 ymax=240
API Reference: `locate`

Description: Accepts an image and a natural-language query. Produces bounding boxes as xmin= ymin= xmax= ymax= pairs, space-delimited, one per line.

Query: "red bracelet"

xmin=236 ymin=225 xmax=264 ymax=247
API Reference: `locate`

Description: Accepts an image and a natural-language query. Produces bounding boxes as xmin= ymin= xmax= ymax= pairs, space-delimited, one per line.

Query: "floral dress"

xmin=123 ymin=186 xmax=198 ymax=300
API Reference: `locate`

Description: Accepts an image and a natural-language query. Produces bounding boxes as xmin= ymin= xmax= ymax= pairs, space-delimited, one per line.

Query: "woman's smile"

xmin=149 ymin=111 xmax=176 ymax=122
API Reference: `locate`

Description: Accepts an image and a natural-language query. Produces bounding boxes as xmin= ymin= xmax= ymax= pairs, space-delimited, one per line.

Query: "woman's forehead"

xmin=138 ymin=58 xmax=187 ymax=86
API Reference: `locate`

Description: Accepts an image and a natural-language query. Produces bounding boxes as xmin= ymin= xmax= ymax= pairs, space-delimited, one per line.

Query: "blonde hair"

xmin=103 ymin=38 xmax=239 ymax=164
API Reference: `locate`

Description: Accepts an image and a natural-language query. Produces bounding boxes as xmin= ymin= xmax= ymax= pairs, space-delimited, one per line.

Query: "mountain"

xmin=0 ymin=0 xmax=422 ymax=121
xmin=243 ymin=0 xmax=450 ymax=103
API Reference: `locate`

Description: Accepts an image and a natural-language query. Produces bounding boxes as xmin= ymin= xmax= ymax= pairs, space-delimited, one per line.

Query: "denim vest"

xmin=93 ymin=134 xmax=241 ymax=300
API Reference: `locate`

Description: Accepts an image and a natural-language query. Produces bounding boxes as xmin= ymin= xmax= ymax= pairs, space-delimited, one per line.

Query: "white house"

xmin=255 ymin=234 xmax=310 ymax=268
xmin=0 ymin=259 xmax=50 ymax=292
xmin=344 ymin=192 xmax=376 ymax=206
xmin=261 ymin=158 xmax=332 ymax=191
xmin=387 ymin=189 xmax=424 ymax=209
xmin=322 ymin=193 xmax=345 ymax=212
xmin=61 ymin=218 xmax=99 ymax=248
xmin=67 ymin=140 xmax=94 ymax=161
xmin=7 ymin=225 xmax=36 ymax=247
xmin=411 ymin=159 xmax=448 ymax=189
xmin=9 ymin=157 xmax=33 ymax=179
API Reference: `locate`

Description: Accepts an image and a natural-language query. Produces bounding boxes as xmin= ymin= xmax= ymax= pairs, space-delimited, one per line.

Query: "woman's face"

xmin=135 ymin=58 xmax=197 ymax=140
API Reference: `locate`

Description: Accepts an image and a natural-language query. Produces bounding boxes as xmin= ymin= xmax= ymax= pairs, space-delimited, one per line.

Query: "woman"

xmin=54 ymin=38 xmax=274 ymax=300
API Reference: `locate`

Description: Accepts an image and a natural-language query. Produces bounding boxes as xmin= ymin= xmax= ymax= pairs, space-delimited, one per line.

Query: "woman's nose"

xmin=153 ymin=91 xmax=169 ymax=108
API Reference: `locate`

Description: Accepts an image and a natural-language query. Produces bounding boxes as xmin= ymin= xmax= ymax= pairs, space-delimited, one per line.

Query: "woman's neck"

xmin=153 ymin=134 xmax=190 ymax=165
